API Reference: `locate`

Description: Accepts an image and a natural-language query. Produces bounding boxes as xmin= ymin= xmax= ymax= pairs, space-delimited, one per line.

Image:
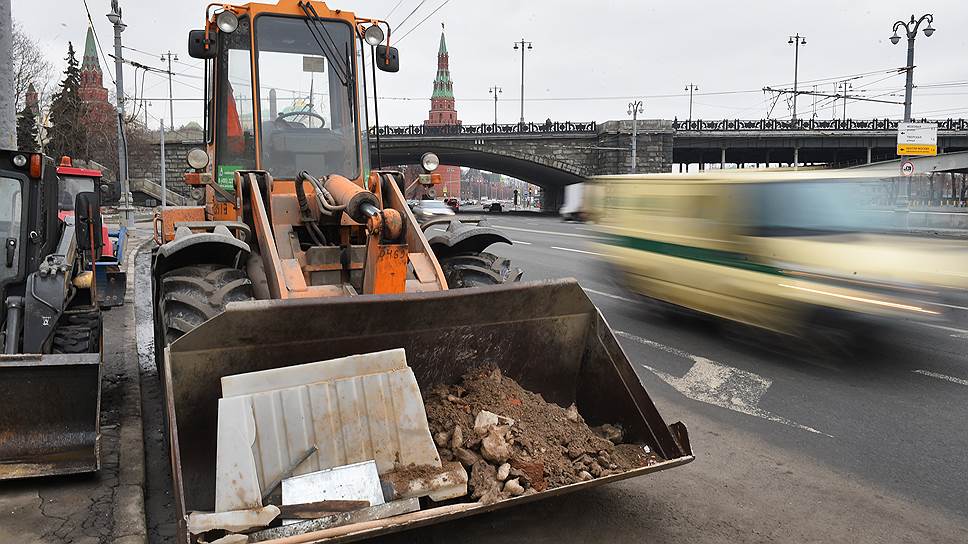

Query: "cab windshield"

xmin=0 ymin=176 xmax=22 ymax=235
xmin=255 ymin=15 xmax=359 ymax=180
xmin=58 ymin=175 xmax=96 ymax=211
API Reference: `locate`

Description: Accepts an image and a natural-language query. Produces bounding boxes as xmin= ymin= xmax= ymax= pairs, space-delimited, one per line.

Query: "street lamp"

xmin=787 ymin=34 xmax=806 ymax=121
xmin=628 ymin=100 xmax=644 ymax=174
xmin=837 ymin=80 xmax=853 ymax=120
xmin=684 ymin=83 xmax=698 ymax=121
xmin=890 ymin=14 xmax=935 ymax=122
xmin=107 ymin=0 xmax=132 ymax=228
xmin=513 ymin=39 xmax=532 ymax=125
xmin=489 ymin=85 xmax=502 ymax=128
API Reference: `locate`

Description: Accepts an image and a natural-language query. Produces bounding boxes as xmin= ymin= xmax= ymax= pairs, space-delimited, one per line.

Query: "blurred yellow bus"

xmin=589 ymin=170 xmax=968 ymax=336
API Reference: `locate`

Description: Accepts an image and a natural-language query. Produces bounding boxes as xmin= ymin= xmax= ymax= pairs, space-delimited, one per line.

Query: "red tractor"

xmin=55 ymin=157 xmax=127 ymax=307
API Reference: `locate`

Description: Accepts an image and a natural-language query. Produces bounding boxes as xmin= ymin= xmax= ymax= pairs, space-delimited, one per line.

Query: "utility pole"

xmin=0 ymin=0 xmax=14 ymax=150
xmin=513 ymin=39 xmax=532 ymax=125
xmin=159 ymin=119 xmax=166 ymax=209
xmin=489 ymin=85 xmax=502 ymax=128
xmin=811 ymin=85 xmax=818 ymax=118
xmin=627 ymin=100 xmax=644 ymax=174
xmin=788 ymin=34 xmax=806 ymax=121
xmin=107 ymin=0 xmax=133 ymax=228
xmin=684 ymin=83 xmax=698 ymax=121
xmin=161 ymin=51 xmax=177 ymax=130
xmin=890 ymin=14 xmax=935 ymax=122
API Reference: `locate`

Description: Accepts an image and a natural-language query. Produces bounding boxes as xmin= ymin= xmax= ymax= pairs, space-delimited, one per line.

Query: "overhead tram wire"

xmin=392 ymin=0 xmax=429 ymax=34
xmin=82 ymin=0 xmax=116 ymax=86
xmin=123 ymin=45 xmax=203 ymax=71
xmin=395 ymin=0 xmax=453 ymax=44
xmin=385 ymin=0 xmax=407 ymax=20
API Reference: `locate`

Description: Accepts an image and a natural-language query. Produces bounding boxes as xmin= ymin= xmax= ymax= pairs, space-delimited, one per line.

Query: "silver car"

xmin=411 ymin=199 xmax=456 ymax=223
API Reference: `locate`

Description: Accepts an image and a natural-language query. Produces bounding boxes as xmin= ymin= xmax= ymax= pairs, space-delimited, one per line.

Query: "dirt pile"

xmin=423 ymin=367 xmax=660 ymax=504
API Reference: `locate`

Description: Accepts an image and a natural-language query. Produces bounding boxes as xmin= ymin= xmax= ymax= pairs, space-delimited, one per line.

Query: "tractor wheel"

xmin=438 ymin=251 xmax=523 ymax=288
xmin=52 ymin=309 xmax=102 ymax=354
xmin=158 ymin=264 xmax=254 ymax=344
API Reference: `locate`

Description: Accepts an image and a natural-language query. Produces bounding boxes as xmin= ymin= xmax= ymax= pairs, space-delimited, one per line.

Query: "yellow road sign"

xmin=897 ymin=122 xmax=938 ymax=156
xmin=897 ymin=144 xmax=937 ymax=156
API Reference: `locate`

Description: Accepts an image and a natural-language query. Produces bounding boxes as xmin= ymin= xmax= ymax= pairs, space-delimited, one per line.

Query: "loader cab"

xmin=192 ymin=1 xmax=397 ymax=193
xmin=0 ymin=151 xmax=61 ymax=307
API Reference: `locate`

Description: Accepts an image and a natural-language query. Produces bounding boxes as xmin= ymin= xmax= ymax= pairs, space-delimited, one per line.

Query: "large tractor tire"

xmin=438 ymin=251 xmax=523 ymax=288
xmin=158 ymin=264 xmax=255 ymax=344
xmin=52 ymin=309 xmax=101 ymax=354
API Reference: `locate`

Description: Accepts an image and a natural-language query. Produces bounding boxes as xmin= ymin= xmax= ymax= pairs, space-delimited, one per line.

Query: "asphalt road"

xmin=400 ymin=211 xmax=968 ymax=543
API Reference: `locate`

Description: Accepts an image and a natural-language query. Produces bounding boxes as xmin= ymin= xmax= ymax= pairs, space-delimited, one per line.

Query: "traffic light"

xmin=513 ymin=189 xmax=519 ymax=205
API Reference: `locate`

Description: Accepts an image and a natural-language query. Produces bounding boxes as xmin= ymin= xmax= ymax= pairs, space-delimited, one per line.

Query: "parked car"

xmin=411 ymin=199 xmax=456 ymax=223
xmin=444 ymin=197 xmax=460 ymax=211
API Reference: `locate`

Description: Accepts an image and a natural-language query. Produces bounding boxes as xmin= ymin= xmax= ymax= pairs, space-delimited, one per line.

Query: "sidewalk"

xmin=0 ymin=234 xmax=148 ymax=544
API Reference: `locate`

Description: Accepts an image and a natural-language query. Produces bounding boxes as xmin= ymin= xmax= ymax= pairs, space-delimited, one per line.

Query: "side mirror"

xmin=375 ymin=45 xmax=399 ymax=73
xmin=188 ymin=29 xmax=217 ymax=59
xmin=74 ymin=192 xmax=103 ymax=259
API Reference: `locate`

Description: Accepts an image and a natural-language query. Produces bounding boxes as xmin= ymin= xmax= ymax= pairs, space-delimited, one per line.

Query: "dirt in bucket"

xmin=422 ymin=367 xmax=661 ymax=504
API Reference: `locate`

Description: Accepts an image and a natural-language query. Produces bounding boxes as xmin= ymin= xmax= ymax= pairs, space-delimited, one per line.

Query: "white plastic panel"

xmin=214 ymin=350 xmax=441 ymax=512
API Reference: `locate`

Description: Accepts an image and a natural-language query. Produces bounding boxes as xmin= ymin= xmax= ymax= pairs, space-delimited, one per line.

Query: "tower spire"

xmin=81 ymin=25 xmax=101 ymax=73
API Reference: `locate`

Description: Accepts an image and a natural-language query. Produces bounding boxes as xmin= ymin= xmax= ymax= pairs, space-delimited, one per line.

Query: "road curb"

xmin=112 ymin=236 xmax=150 ymax=544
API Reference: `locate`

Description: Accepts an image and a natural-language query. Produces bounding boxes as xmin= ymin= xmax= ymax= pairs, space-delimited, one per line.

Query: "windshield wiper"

xmin=298 ymin=1 xmax=350 ymax=86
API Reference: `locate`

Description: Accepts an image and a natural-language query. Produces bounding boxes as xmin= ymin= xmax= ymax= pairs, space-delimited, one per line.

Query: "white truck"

xmin=559 ymin=182 xmax=587 ymax=222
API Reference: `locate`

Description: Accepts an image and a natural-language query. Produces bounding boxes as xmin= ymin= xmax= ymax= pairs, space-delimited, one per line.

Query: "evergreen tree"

xmin=16 ymin=103 xmax=39 ymax=152
xmin=46 ymin=42 xmax=86 ymax=161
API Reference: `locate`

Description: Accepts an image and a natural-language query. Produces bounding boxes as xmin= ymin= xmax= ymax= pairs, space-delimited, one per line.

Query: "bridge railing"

xmin=372 ymin=121 xmax=598 ymax=137
xmin=673 ymin=118 xmax=968 ymax=132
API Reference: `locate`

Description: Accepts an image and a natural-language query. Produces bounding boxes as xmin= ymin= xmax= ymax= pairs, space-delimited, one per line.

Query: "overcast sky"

xmin=12 ymin=0 xmax=968 ymax=129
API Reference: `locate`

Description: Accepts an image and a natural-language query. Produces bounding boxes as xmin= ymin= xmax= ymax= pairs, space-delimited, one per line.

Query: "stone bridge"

xmin=371 ymin=120 xmax=671 ymax=188
xmin=372 ymin=118 xmax=968 ymax=206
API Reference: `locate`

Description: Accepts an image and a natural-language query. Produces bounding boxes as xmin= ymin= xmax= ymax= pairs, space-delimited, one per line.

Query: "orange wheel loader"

xmin=150 ymin=1 xmax=693 ymax=541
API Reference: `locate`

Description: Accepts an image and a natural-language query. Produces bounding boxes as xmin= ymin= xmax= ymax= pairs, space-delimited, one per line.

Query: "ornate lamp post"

xmin=890 ymin=14 xmax=935 ymax=122
xmin=513 ymin=39 xmax=532 ymax=125
xmin=788 ymin=34 xmax=806 ymax=121
xmin=628 ymin=100 xmax=644 ymax=174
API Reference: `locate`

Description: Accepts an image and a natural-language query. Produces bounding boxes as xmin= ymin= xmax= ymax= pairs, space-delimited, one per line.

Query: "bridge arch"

xmin=372 ymin=142 xmax=588 ymax=192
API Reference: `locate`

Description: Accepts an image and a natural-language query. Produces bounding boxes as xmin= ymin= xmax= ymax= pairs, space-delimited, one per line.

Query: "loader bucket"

xmin=0 ymin=353 xmax=101 ymax=479
xmin=163 ymin=279 xmax=692 ymax=541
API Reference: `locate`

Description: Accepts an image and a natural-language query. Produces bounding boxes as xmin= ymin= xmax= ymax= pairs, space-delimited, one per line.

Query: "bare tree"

xmin=12 ymin=21 xmax=53 ymax=112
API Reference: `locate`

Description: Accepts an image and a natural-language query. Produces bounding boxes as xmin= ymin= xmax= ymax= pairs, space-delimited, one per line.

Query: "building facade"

xmin=423 ymin=28 xmax=461 ymax=199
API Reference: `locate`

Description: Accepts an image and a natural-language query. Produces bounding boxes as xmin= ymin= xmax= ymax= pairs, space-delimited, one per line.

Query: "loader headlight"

xmin=216 ymin=10 xmax=239 ymax=34
xmin=364 ymin=24 xmax=385 ymax=46
xmin=186 ymin=148 xmax=210 ymax=170
xmin=421 ymin=152 xmax=440 ymax=173
xmin=12 ymin=154 xmax=27 ymax=168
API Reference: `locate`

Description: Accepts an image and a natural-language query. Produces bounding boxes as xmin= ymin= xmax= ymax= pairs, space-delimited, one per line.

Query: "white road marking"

xmin=913 ymin=369 xmax=968 ymax=387
xmin=492 ymin=224 xmax=604 ymax=240
xmin=915 ymin=322 xmax=968 ymax=336
xmin=615 ymin=330 xmax=833 ymax=437
xmin=551 ymin=246 xmax=604 ymax=256
xmin=583 ymin=287 xmax=638 ymax=304
xmin=925 ymin=301 xmax=968 ymax=312
xmin=509 ymin=240 xmax=532 ymax=245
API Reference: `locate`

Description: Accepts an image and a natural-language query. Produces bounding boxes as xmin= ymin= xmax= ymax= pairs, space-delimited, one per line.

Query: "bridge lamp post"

xmin=628 ymin=100 xmax=644 ymax=174
xmin=788 ymin=34 xmax=806 ymax=121
xmin=489 ymin=85 xmax=502 ymax=129
xmin=684 ymin=83 xmax=698 ymax=121
xmin=513 ymin=39 xmax=533 ymax=125
xmin=891 ymin=14 xmax=935 ymax=122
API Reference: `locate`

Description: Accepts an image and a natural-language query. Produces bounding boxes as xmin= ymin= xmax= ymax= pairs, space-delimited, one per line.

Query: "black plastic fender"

xmin=424 ymin=218 xmax=513 ymax=260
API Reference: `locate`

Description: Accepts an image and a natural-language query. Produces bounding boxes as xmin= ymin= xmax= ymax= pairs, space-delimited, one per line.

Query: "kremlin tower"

xmin=423 ymin=25 xmax=461 ymax=199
